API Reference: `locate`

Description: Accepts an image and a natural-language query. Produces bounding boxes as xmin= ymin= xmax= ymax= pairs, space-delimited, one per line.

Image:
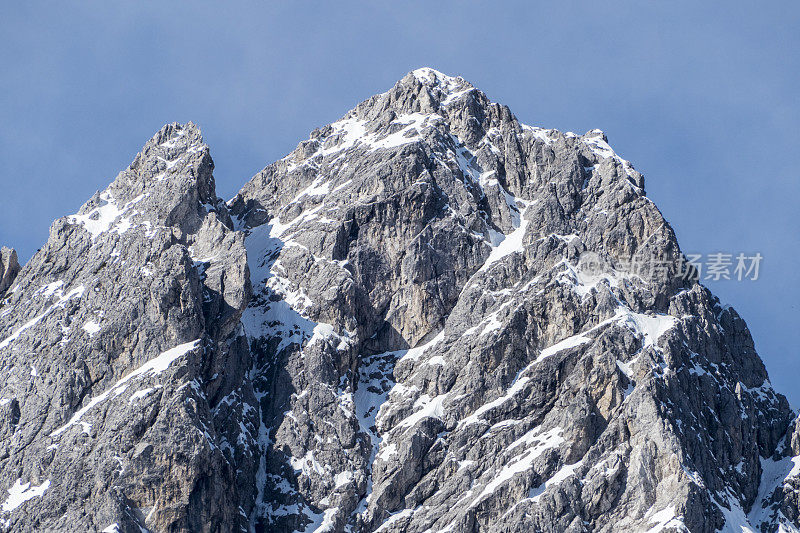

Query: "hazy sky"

xmin=1 ymin=2 xmax=798 ymax=403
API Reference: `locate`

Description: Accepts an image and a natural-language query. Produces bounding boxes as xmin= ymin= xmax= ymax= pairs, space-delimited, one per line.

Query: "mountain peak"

xmin=409 ymin=67 xmax=466 ymax=89
xmin=400 ymin=67 xmax=477 ymax=108
xmin=61 ymin=120 xmax=227 ymax=243
xmin=149 ymin=121 xmax=202 ymax=145
xmin=2 ymin=73 xmax=799 ymax=533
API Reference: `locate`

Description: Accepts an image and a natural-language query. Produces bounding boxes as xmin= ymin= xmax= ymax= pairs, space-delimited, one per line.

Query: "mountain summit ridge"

xmin=0 ymin=69 xmax=798 ymax=533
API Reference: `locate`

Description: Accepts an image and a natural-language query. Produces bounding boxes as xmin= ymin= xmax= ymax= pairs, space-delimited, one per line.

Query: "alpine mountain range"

xmin=0 ymin=68 xmax=798 ymax=533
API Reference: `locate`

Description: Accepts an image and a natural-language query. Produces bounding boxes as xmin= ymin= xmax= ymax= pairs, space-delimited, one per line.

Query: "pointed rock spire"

xmin=0 ymin=247 xmax=20 ymax=294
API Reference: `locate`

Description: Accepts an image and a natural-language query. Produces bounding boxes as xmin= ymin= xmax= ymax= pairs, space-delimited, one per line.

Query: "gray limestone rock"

xmin=0 ymin=248 xmax=20 ymax=295
xmin=0 ymin=70 xmax=797 ymax=533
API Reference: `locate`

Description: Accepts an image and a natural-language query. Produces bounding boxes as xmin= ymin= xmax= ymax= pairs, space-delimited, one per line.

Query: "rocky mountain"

xmin=0 ymin=68 xmax=798 ymax=533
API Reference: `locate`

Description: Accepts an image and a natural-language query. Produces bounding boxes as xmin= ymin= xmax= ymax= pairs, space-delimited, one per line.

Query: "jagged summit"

xmin=235 ymin=69 xmax=645 ymax=240
xmin=407 ymin=67 xmax=474 ymax=98
xmin=63 ymin=121 xmax=229 ymax=243
xmin=238 ymin=68 xmax=644 ymax=233
xmin=409 ymin=66 xmax=461 ymax=84
xmin=1 ymin=71 xmax=799 ymax=533
xmin=401 ymin=69 xmax=612 ymax=146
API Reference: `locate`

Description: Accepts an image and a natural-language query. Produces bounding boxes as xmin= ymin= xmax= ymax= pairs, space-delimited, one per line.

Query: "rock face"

xmin=0 ymin=248 xmax=20 ymax=295
xmin=0 ymin=123 xmax=253 ymax=532
xmin=0 ymin=69 xmax=798 ymax=532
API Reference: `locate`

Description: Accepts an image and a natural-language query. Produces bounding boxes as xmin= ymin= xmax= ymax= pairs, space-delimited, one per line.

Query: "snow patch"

xmin=644 ymin=505 xmax=687 ymax=532
xmin=1 ymin=478 xmax=50 ymax=513
xmin=396 ymin=392 xmax=449 ymax=429
xmin=397 ymin=331 xmax=445 ymax=363
xmin=375 ymin=508 xmax=415 ymax=532
xmin=749 ymin=454 xmax=800 ymax=530
xmin=67 ymin=191 xmax=124 ymax=239
xmin=82 ymin=320 xmax=101 ymax=336
xmin=616 ymin=308 xmax=677 ymax=349
xmin=536 ymin=333 xmax=593 ymax=362
xmin=129 ymin=387 xmax=159 ymax=403
xmin=528 ymin=458 xmax=584 ymax=502
xmin=478 ymin=208 xmax=530 ymax=273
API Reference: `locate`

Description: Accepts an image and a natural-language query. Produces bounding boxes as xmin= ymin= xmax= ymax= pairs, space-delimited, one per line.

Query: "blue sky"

xmin=1 ymin=2 xmax=798 ymax=403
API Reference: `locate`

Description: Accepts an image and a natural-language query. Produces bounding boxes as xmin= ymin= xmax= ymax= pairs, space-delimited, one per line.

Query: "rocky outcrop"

xmin=0 ymin=248 xmax=19 ymax=295
xmin=0 ymin=69 xmax=797 ymax=532
xmin=0 ymin=123 xmax=255 ymax=532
